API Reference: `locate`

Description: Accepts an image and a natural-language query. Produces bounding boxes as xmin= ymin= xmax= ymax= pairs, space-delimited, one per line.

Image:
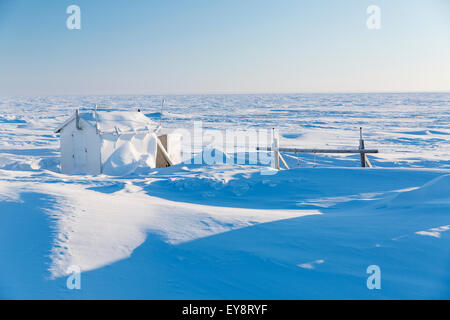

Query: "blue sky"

xmin=0 ymin=0 xmax=449 ymax=95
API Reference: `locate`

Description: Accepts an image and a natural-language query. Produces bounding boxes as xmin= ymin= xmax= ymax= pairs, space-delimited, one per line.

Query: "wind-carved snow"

xmin=297 ymin=259 xmax=325 ymax=270
xmin=416 ymin=225 xmax=450 ymax=238
xmin=1 ymin=93 xmax=450 ymax=299
xmin=0 ymin=182 xmax=22 ymax=202
xmin=1 ymin=180 xmax=318 ymax=278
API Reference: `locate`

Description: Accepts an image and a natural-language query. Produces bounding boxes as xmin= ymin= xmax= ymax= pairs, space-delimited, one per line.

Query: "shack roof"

xmin=55 ymin=110 xmax=158 ymax=134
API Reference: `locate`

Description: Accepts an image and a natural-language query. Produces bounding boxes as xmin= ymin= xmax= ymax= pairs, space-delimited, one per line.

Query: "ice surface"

xmin=0 ymin=93 xmax=449 ymax=299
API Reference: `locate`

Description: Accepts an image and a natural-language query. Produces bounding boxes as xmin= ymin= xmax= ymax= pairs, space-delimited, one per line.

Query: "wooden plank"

xmin=257 ymin=147 xmax=378 ymax=154
xmin=365 ymin=154 xmax=373 ymax=168
xmin=279 ymin=153 xmax=289 ymax=169
xmin=156 ymin=137 xmax=173 ymax=167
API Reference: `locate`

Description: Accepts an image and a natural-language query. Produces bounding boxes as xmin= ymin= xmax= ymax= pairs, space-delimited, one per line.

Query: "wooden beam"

xmin=278 ymin=153 xmax=289 ymax=169
xmin=257 ymin=147 xmax=378 ymax=154
xmin=156 ymin=138 xmax=173 ymax=167
xmin=365 ymin=154 xmax=373 ymax=168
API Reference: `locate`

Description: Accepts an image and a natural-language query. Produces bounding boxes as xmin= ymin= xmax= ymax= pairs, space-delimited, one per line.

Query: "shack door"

xmin=72 ymin=131 xmax=88 ymax=173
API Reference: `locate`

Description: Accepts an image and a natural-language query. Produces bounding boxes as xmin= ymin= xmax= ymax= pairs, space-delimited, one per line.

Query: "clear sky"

xmin=0 ymin=0 xmax=449 ymax=95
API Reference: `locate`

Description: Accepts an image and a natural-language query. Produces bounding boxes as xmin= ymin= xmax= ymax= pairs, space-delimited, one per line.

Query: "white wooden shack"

xmin=55 ymin=109 xmax=181 ymax=175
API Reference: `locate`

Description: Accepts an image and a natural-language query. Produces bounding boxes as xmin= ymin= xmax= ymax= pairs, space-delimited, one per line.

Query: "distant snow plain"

xmin=0 ymin=93 xmax=449 ymax=299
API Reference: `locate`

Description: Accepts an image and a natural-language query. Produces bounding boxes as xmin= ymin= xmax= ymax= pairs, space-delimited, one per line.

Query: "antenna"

xmin=159 ymin=98 xmax=165 ymax=127
xmin=94 ymin=104 xmax=99 ymax=133
xmin=75 ymin=109 xmax=81 ymax=130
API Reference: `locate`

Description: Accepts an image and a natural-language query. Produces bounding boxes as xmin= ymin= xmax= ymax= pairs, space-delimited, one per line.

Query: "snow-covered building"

xmin=55 ymin=109 xmax=181 ymax=175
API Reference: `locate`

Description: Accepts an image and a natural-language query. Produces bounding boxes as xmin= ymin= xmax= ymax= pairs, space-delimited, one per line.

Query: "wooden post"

xmin=156 ymin=136 xmax=174 ymax=167
xmin=359 ymin=127 xmax=365 ymax=168
xmin=256 ymin=127 xmax=379 ymax=170
xmin=272 ymin=129 xmax=280 ymax=170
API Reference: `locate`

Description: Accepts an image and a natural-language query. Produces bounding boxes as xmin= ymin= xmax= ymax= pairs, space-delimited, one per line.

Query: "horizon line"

xmin=1 ymin=90 xmax=450 ymax=98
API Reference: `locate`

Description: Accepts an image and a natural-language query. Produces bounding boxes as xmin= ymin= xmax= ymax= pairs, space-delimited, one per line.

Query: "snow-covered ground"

xmin=0 ymin=93 xmax=449 ymax=299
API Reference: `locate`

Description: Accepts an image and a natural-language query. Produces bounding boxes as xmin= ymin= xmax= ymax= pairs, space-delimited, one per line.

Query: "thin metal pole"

xmin=94 ymin=104 xmax=99 ymax=133
xmin=159 ymin=98 xmax=165 ymax=127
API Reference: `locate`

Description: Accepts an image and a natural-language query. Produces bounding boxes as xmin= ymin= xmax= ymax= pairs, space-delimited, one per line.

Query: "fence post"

xmin=359 ymin=127 xmax=366 ymax=168
xmin=272 ymin=128 xmax=280 ymax=170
